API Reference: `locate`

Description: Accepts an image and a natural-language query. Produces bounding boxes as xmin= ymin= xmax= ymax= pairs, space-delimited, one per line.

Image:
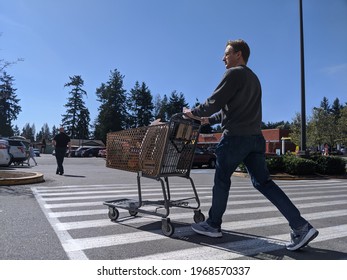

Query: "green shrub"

xmin=237 ymin=162 xmax=247 ymax=173
xmin=237 ymin=154 xmax=346 ymax=176
xmin=311 ymin=155 xmax=346 ymax=175
xmin=283 ymin=155 xmax=317 ymax=175
xmin=237 ymin=155 xmax=284 ymax=174
xmin=266 ymin=156 xmax=284 ymax=174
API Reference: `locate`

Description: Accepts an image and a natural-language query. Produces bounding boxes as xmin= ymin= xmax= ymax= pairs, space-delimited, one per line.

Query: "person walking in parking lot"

xmin=184 ymin=39 xmax=319 ymax=251
xmin=27 ymin=144 xmax=37 ymax=166
xmin=53 ymin=127 xmax=71 ymax=175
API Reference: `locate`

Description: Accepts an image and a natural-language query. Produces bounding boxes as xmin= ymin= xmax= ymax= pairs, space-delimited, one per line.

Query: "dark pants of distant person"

xmin=55 ymin=147 xmax=67 ymax=175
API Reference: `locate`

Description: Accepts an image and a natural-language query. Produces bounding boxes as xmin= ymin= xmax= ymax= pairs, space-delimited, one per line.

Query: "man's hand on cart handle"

xmin=182 ymin=107 xmax=199 ymax=120
xmin=183 ymin=107 xmax=209 ymax=125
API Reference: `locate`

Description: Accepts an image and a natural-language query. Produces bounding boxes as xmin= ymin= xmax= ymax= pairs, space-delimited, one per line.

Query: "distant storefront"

xmin=197 ymin=129 xmax=296 ymax=155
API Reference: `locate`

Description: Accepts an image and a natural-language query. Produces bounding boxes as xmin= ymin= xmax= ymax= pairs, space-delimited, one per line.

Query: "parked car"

xmin=81 ymin=147 xmax=105 ymax=157
xmin=75 ymin=146 xmax=95 ymax=157
xmin=192 ymin=147 xmax=216 ymax=168
xmin=0 ymin=139 xmax=11 ymax=166
xmin=52 ymin=146 xmax=78 ymax=157
xmin=33 ymin=148 xmax=40 ymax=157
xmin=6 ymin=139 xmax=27 ymax=165
xmin=69 ymin=147 xmax=78 ymax=157
xmin=98 ymin=149 xmax=107 ymax=158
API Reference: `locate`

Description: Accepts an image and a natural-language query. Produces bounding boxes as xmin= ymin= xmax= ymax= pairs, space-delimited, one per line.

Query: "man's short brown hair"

xmin=226 ymin=39 xmax=250 ymax=64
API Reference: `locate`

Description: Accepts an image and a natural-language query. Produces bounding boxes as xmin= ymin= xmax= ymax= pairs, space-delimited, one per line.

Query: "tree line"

xmin=1 ymin=51 xmax=346 ymax=149
xmin=290 ymin=97 xmax=347 ymax=151
xmin=0 ymin=67 xmax=207 ymax=143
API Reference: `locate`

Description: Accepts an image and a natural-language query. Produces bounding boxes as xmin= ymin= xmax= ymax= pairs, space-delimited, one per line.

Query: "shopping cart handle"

xmin=171 ymin=112 xmax=201 ymax=122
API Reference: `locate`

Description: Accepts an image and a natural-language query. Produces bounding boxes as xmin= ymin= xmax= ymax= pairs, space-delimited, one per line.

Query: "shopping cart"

xmin=103 ymin=113 xmax=205 ymax=236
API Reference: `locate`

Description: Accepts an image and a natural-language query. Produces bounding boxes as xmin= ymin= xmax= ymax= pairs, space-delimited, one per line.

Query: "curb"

xmin=0 ymin=171 xmax=45 ymax=186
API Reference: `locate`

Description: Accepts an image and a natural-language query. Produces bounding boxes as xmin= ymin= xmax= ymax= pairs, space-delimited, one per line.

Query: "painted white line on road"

xmin=33 ymin=179 xmax=347 ymax=192
xmin=34 ymin=183 xmax=347 ymax=197
xmin=39 ymin=190 xmax=211 ymax=202
xmin=56 ymin=208 xmax=347 ymax=233
xmin=131 ymin=224 xmax=347 ymax=260
xmin=31 ymin=179 xmax=347 ymax=260
xmin=62 ymin=220 xmax=347 ymax=260
xmin=39 ymin=186 xmax=213 ymax=197
xmin=43 ymin=193 xmax=347 ymax=209
xmin=49 ymin=199 xmax=347 ymax=218
xmin=31 ymin=187 xmax=89 ymax=260
xmin=40 ymin=187 xmax=346 ymax=202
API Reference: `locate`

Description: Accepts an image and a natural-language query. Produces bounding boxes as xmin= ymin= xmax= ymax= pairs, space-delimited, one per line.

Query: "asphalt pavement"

xmin=1 ymin=154 xmax=347 ymax=261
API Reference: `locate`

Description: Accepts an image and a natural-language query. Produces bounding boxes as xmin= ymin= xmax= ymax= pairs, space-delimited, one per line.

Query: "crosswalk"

xmin=31 ymin=178 xmax=347 ymax=260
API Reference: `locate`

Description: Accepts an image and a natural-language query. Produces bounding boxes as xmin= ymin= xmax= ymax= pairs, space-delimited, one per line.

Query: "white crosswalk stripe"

xmin=31 ymin=178 xmax=347 ymax=260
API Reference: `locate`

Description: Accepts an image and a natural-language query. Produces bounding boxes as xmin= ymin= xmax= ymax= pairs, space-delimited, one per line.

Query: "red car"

xmin=192 ymin=147 xmax=216 ymax=168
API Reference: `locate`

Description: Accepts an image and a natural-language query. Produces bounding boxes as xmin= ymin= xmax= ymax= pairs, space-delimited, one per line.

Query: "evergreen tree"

xmin=166 ymin=90 xmax=188 ymax=119
xmin=21 ymin=123 xmax=35 ymax=142
xmin=77 ymin=108 xmax=90 ymax=139
xmin=36 ymin=123 xmax=51 ymax=143
xmin=0 ymin=72 xmax=21 ymax=136
xmin=128 ymin=81 xmax=154 ymax=127
xmin=292 ymin=97 xmax=346 ymax=150
xmin=331 ymin=98 xmax=343 ymax=122
xmin=261 ymin=121 xmax=291 ymax=129
xmin=61 ymin=75 xmax=90 ymax=139
xmin=153 ymin=94 xmax=162 ymax=120
xmin=12 ymin=125 xmax=20 ymax=136
xmin=319 ymin=97 xmax=330 ymax=113
xmin=155 ymin=94 xmax=168 ymax=122
xmin=52 ymin=125 xmax=58 ymax=139
xmin=94 ymin=69 xmax=128 ymax=142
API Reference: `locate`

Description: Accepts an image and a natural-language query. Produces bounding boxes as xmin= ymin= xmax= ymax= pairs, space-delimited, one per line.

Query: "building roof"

xmin=198 ymin=133 xmax=222 ymax=143
xmin=69 ymin=139 xmax=105 ymax=147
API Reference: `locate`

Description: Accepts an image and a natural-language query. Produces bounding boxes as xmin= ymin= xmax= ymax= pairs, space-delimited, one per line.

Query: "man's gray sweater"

xmin=191 ymin=65 xmax=262 ymax=136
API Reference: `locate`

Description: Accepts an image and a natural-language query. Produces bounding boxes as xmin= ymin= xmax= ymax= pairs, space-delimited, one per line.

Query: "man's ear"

xmin=236 ymin=50 xmax=243 ymax=60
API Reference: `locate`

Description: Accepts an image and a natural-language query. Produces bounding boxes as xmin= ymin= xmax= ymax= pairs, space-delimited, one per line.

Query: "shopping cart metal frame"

xmin=103 ymin=113 xmax=205 ymax=236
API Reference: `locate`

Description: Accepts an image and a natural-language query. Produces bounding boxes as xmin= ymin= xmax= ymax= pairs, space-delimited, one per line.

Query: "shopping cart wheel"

xmin=108 ymin=207 xmax=119 ymax=221
xmin=128 ymin=209 xmax=138 ymax=216
xmin=161 ymin=218 xmax=174 ymax=237
xmin=193 ymin=210 xmax=205 ymax=223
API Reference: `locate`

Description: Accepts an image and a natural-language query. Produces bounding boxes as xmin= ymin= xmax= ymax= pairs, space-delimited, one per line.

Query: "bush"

xmin=237 ymin=162 xmax=247 ymax=173
xmin=237 ymin=155 xmax=284 ymax=174
xmin=283 ymin=155 xmax=317 ymax=175
xmin=266 ymin=156 xmax=285 ymax=174
xmin=311 ymin=155 xmax=346 ymax=175
xmin=236 ymin=154 xmax=346 ymax=176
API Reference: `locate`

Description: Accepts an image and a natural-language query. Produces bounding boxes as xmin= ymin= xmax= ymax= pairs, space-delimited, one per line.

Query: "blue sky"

xmin=1 ymin=0 xmax=346 ymax=133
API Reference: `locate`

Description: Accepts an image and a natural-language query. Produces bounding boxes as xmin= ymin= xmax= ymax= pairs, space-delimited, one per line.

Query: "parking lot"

xmin=1 ymin=154 xmax=346 ymax=262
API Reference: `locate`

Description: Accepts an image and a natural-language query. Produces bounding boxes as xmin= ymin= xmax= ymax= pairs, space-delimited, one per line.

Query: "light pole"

xmin=299 ymin=0 xmax=307 ymax=154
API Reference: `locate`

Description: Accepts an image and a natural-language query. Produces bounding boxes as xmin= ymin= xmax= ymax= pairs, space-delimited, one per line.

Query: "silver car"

xmin=6 ymin=139 xmax=27 ymax=165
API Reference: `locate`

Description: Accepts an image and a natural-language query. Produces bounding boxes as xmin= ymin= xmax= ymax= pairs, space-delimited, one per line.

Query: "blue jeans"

xmin=206 ymin=134 xmax=307 ymax=230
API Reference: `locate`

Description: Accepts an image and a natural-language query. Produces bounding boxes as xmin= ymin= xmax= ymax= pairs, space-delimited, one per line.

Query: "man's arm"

xmin=191 ymin=68 xmax=241 ymax=119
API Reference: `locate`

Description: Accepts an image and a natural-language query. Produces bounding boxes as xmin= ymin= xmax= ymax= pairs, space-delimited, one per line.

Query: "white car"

xmin=6 ymin=139 xmax=27 ymax=165
xmin=0 ymin=139 xmax=11 ymax=166
xmin=33 ymin=148 xmax=41 ymax=157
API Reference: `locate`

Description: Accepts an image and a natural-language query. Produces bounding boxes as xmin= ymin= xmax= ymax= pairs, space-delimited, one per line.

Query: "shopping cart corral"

xmin=103 ymin=113 xmax=205 ymax=236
